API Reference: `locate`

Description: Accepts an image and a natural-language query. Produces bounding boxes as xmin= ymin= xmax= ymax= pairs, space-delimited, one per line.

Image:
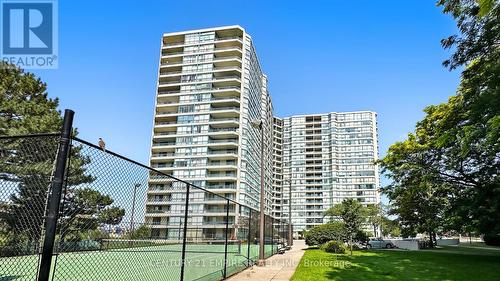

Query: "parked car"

xmin=253 ymin=237 xmax=274 ymax=245
xmin=367 ymin=238 xmax=395 ymax=249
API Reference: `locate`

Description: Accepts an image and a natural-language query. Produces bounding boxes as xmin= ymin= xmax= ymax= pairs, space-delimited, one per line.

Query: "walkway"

xmin=227 ymin=240 xmax=306 ymax=281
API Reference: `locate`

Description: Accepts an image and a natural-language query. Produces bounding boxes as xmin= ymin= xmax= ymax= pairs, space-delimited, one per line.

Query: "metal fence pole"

xmin=223 ymin=199 xmax=230 ymax=278
xmin=247 ymin=209 xmax=252 ymax=265
xmin=180 ymin=183 xmax=190 ymax=281
xmin=271 ymin=217 xmax=274 ymax=254
xmin=288 ymin=180 xmax=293 ymax=246
xmin=38 ymin=109 xmax=74 ymax=281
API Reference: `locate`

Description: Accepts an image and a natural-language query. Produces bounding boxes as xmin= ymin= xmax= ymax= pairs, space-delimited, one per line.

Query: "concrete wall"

xmin=388 ymin=239 xmax=420 ymax=250
xmin=436 ymin=239 xmax=459 ymax=246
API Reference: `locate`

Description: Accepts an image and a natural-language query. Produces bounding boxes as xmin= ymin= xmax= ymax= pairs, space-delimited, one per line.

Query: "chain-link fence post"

xmin=179 ymin=183 xmax=190 ymax=281
xmin=271 ymin=217 xmax=274 ymax=254
xmin=223 ymin=199 xmax=230 ymax=278
xmin=247 ymin=209 xmax=252 ymax=265
xmin=38 ymin=109 xmax=74 ymax=281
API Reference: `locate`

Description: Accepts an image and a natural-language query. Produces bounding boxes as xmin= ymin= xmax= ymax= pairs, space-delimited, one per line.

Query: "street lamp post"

xmin=288 ymin=179 xmax=293 ymax=246
xmin=251 ymin=119 xmax=266 ymax=266
xmin=130 ymin=183 xmax=141 ymax=235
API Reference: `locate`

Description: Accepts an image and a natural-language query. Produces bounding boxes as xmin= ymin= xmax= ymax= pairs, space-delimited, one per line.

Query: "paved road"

xmin=227 ymin=240 xmax=307 ymax=281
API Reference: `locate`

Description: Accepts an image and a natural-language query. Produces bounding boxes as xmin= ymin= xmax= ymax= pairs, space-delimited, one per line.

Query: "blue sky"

xmin=33 ymin=0 xmax=460 ymax=190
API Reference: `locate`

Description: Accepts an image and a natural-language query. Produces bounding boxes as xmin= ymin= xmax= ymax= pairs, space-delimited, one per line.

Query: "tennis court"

xmin=0 ymin=240 xmax=278 ymax=281
xmin=0 ymin=134 xmax=287 ymax=281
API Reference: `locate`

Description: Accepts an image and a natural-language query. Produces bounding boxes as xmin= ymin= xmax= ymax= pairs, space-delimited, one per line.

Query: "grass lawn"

xmin=291 ymin=245 xmax=500 ymax=281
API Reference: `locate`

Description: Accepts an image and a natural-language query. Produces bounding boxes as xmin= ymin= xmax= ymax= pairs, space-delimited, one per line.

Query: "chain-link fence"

xmin=0 ymin=133 xmax=60 ymax=280
xmin=0 ymin=118 xmax=291 ymax=281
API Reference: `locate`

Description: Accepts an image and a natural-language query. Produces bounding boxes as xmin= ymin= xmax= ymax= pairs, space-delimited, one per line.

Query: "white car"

xmin=367 ymin=238 xmax=395 ymax=249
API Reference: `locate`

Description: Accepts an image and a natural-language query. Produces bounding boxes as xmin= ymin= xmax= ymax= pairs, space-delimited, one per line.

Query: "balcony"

xmin=162 ymin=36 xmax=243 ymax=48
xmin=159 ymin=66 xmax=242 ymax=77
xmin=150 ymin=149 xmax=238 ymax=159
xmin=160 ymin=55 xmax=242 ymax=67
xmin=155 ymin=106 xmax=240 ymax=117
xmin=156 ymin=96 xmax=240 ymax=106
xmin=206 ymin=183 xmax=237 ymax=190
xmin=153 ymin=117 xmax=239 ymax=128
xmin=207 ymin=172 xmax=237 ymax=178
xmin=153 ymin=128 xmax=238 ymax=138
xmin=157 ymin=86 xmax=241 ymax=96
xmin=161 ymin=46 xmax=242 ymax=57
xmin=158 ymin=75 xmax=241 ymax=86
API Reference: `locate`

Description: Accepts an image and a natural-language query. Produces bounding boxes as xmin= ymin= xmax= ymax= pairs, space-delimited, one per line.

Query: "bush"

xmin=320 ymin=240 xmax=347 ymax=254
xmin=351 ymin=244 xmax=363 ymax=251
xmin=484 ymin=234 xmax=500 ymax=246
xmin=355 ymin=230 xmax=370 ymax=244
xmin=305 ymin=222 xmax=345 ymax=246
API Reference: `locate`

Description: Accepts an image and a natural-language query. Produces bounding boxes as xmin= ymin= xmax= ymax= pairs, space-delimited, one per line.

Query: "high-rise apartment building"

xmin=273 ymin=112 xmax=380 ymax=237
xmin=147 ymin=26 xmax=274 ymax=239
xmin=147 ymin=26 xmax=380 ymax=240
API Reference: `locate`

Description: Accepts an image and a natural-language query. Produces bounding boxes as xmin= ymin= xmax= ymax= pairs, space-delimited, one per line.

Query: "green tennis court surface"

xmin=0 ymin=241 xmax=278 ymax=281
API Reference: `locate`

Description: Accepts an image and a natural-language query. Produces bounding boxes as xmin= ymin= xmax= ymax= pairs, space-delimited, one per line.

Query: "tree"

xmin=304 ymin=222 xmax=345 ymax=246
xmin=379 ymin=136 xmax=450 ymax=246
xmin=379 ymin=0 xmax=499 ymax=242
xmin=0 ymin=64 xmax=124 ymax=254
xmin=381 ymin=217 xmax=401 ymax=238
xmin=0 ymin=64 xmax=93 ymax=248
xmin=126 ymin=225 xmax=152 ymax=240
xmin=325 ymin=199 xmax=366 ymax=255
xmin=366 ymin=204 xmax=384 ymax=237
xmin=59 ymin=188 xmax=125 ymax=242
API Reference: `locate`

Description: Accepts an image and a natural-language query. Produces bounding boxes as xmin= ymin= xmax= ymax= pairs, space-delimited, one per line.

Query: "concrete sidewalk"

xmin=227 ymin=240 xmax=306 ymax=281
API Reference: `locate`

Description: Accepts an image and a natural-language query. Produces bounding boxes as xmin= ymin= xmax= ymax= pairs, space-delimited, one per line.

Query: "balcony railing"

xmin=153 ymin=140 xmax=238 ymax=147
xmin=159 ymin=75 xmax=241 ymax=85
xmin=159 ymin=66 xmax=242 ymax=76
xmin=207 ymin=172 xmax=237 ymax=178
xmin=157 ymin=86 xmax=241 ymax=96
xmin=156 ymin=107 xmax=240 ymax=115
xmin=153 ymin=128 xmax=238 ymax=137
xmin=206 ymin=184 xmax=237 ymax=189
xmin=154 ymin=118 xmax=239 ymax=127
xmin=156 ymin=97 xmax=240 ymax=106
xmin=151 ymin=162 xmax=237 ymax=168
xmin=160 ymin=56 xmax=242 ymax=66
xmin=161 ymin=46 xmax=242 ymax=57
xmin=151 ymin=150 xmax=237 ymax=157
xmin=163 ymin=36 xmax=243 ymax=47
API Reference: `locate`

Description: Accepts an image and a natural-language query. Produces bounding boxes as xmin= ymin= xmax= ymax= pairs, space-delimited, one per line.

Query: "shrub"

xmin=351 ymin=244 xmax=363 ymax=251
xmin=320 ymin=240 xmax=347 ymax=254
xmin=483 ymin=234 xmax=500 ymax=246
xmin=355 ymin=230 xmax=369 ymax=244
xmin=305 ymin=222 xmax=345 ymax=246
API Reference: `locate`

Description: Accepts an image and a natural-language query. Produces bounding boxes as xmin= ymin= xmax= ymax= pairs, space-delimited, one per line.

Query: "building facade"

xmin=273 ymin=112 xmax=380 ymax=237
xmin=148 ymin=26 xmax=380 ymax=240
xmin=147 ymin=26 xmax=274 ymax=239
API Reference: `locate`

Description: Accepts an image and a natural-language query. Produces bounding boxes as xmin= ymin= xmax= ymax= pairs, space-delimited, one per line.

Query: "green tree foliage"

xmin=60 ymin=188 xmax=125 ymax=242
xmin=304 ymin=222 xmax=345 ymax=246
xmin=126 ymin=225 xmax=152 ymax=240
xmin=325 ymin=199 xmax=366 ymax=255
xmin=0 ymin=65 xmax=61 ymax=135
xmin=354 ymin=230 xmax=370 ymax=244
xmin=380 ymin=0 xmax=499 ymax=243
xmin=366 ymin=204 xmax=384 ymax=237
xmin=0 ymin=64 xmax=124 ymax=254
xmin=381 ymin=217 xmax=401 ymax=238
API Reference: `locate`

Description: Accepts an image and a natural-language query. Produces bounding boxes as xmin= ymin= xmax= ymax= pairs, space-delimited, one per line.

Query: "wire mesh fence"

xmin=0 ymin=134 xmax=60 ymax=280
xmin=0 ymin=131 xmax=290 ymax=281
